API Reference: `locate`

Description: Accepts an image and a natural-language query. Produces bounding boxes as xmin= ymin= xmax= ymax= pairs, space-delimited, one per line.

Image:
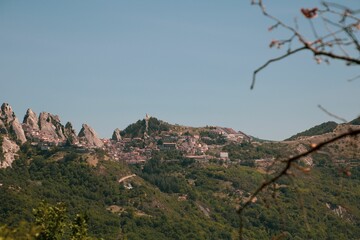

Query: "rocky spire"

xmin=64 ymin=122 xmax=78 ymax=144
xmin=0 ymin=136 xmax=20 ymax=168
xmin=0 ymin=103 xmax=27 ymax=144
xmin=112 ymin=128 xmax=122 ymax=141
xmin=11 ymin=119 xmax=27 ymax=144
xmin=23 ymin=108 xmax=39 ymax=131
xmin=1 ymin=103 xmax=15 ymax=122
xmin=38 ymin=112 xmax=66 ymax=141
xmin=78 ymin=124 xmax=104 ymax=148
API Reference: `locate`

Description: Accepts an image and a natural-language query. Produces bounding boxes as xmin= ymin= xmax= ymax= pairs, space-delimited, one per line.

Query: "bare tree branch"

xmin=310 ymin=47 xmax=360 ymax=64
xmin=250 ymin=0 xmax=360 ymax=89
xmin=251 ymin=47 xmax=307 ymax=89
xmin=318 ymin=104 xmax=348 ymax=123
xmin=347 ymin=74 xmax=360 ymax=82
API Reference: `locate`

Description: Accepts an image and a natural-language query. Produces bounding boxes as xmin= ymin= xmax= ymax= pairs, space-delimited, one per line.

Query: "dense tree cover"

xmin=135 ymin=158 xmax=193 ymax=194
xmin=133 ymin=151 xmax=360 ymax=239
xmin=0 ymin=149 xmax=122 ymax=239
xmin=1 ymin=145 xmax=360 ymax=239
xmin=0 ymin=146 xmax=234 ymax=239
xmin=121 ymin=117 xmax=170 ymax=138
xmin=286 ymin=121 xmax=338 ymax=140
xmin=151 ymin=149 xmax=184 ymax=161
xmin=222 ymin=142 xmax=288 ymax=161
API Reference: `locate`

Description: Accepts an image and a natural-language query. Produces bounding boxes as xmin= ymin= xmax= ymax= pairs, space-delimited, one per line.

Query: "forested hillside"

xmin=1 ymin=143 xmax=360 ymax=239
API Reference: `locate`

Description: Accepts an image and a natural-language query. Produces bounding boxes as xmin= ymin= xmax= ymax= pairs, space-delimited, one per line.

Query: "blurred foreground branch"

xmin=251 ymin=0 xmax=360 ymax=89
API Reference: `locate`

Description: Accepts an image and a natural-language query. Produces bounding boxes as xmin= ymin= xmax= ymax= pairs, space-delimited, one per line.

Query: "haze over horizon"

xmin=1 ymin=0 xmax=359 ymax=140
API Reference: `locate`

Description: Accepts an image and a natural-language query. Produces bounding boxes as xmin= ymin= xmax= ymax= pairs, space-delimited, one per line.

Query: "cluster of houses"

xmin=22 ymin=115 xmax=251 ymax=165
xmin=100 ymin=126 xmax=250 ymax=164
xmin=212 ymin=127 xmax=251 ymax=142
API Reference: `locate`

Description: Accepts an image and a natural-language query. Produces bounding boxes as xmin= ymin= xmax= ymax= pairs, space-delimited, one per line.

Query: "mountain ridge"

xmin=1 ymin=102 xmax=360 ymax=239
xmin=1 ymin=101 xmax=359 ymax=169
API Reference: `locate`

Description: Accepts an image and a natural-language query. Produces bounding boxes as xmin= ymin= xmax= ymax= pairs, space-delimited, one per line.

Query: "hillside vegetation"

xmin=350 ymin=117 xmax=360 ymax=125
xmin=1 ymin=142 xmax=360 ymax=239
xmin=121 ymin=117 xmax=170 ymax=138
xmin=286 ymin=121 xmax=338 ymax=140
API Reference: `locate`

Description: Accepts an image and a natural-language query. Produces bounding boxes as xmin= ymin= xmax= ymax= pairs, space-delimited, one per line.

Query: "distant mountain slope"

xmin=286 ymin=121 xmax=338 ymax=140
xmin=350 ymin=117 xmax=360 ymax=125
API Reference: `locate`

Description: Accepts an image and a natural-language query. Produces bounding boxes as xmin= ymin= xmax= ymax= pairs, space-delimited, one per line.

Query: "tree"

xmin=0 ymin=202 xmax=93 ymax=240
xmin=70 ymin=214 xmax=90 ymax=240
xmin=33 ymin=202 xmax=68 ymax=240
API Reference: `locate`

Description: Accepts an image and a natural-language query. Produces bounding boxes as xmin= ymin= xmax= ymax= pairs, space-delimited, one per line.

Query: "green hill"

xmin=1 ymin=143 xmax=360 ymax=239
xmin=286 ymin=121 xmax=338 ymax=140
xmin=121 ymin=117 xmax=170 ymax=138
xmin=350 ymin=117 xmax=360 ymax=125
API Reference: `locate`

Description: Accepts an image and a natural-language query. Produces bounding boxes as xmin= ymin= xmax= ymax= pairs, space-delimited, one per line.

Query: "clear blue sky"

xmin=1 ymin=1 xmax=359 ymax=140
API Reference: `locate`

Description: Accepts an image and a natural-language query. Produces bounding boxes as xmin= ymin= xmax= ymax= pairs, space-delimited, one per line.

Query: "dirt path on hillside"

xmin=118 ymin=174 xmax=136 ymax=183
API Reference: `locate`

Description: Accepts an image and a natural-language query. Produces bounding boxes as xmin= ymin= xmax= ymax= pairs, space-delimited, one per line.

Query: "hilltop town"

xmin=2 ymin=102 xmax=359 ymax=170
xmin=0 ymin=102 xmax=251 ymax=168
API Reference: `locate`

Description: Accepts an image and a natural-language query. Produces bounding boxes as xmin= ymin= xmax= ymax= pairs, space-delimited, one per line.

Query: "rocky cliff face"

xmin=11 ymin=119 xmax=26 ymax=144
xmin=78 ymin=124 xmax=104 ymax=148
xmin=0 ymin=103 xmax=26 ymax=144
xmin=112 ymin=128 xmax=122 ymax=141
xmin=64 ymin=122 xmax=78 ymax=144
xmin=23 ymin=108 xmax=39 ymax=131
xmin=23 ymin=109 xmax=78 ymax=145
xmin=0 ymin=119 xmax=7 ymax=134
xmin=38 ymin=112 xmax=66 ymax=141
xmin=1 ymin=103 xmax=15 ymax=122
xmin=0 ymin=136 xmax=20 ymax=168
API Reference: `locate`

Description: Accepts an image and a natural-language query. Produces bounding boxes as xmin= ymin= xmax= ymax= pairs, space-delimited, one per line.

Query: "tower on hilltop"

xmin=144 ymin=113 xmax=150 ymax=139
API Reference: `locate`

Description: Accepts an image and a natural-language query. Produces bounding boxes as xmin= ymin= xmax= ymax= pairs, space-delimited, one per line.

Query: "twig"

xmin=318 ymin=104 xmax=348 ymax=123
xmin=251 ymin=47 xmax=307 ymax=89
xmin=347 ymin=74 xmax=360 ymax=82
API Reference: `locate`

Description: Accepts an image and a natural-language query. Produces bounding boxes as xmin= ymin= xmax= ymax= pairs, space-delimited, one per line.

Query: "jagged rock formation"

xmin=112 ymin=128 xmax=122 ymax=141
xmin=38 ymin=112 xmax=66 ymax=142
xmin=1 ymin=103 xmax=15 ymax=122
xmin=64 ymin=122 xmax=78 ymax=144
xmin=0 ymin=103 xmax=26 ymax=144
xmin=23 ymin=108 xmax=39 ymax=131
xmin=23 ymin=109 xmax=77 ymax=145
xmin=0 ymin=119 xmax=7 ymax=134
xmin=11 ymin=119 xmax=26 ymax=144
xmin=0 ymin=136 xmax=20 ymax=168
xmin=78 ymin=124 xmax=104 ymax=148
